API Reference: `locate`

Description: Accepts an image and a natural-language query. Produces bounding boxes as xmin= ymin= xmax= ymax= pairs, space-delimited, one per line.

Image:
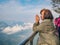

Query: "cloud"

xmin=45 ymin=0 xmax=51 ymax=1
xmin=0 ymin=0 xmax=59 ymax=22
xmin=2 ymin=22 xmax=33 ymax=34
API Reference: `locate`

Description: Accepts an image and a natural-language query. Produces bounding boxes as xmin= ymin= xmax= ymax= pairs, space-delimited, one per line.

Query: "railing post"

xmin=20 ymin=31 xmax=38 ymax=45
xmin=30 ymin=39 xmax=33 ymax=45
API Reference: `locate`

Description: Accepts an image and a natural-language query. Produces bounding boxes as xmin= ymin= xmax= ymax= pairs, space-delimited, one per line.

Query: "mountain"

xmin=0 ymin=21 xmax=8 ymax=30
xmin=3 ymin=21 xmax=24 ymax=26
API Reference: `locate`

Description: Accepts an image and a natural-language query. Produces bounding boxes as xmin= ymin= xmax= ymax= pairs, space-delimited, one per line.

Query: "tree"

xmin=51 ymin=0 xmax=60 ymax=13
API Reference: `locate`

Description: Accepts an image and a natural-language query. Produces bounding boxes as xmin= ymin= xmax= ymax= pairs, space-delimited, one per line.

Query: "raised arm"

xmin=33 ymin=22 xmax=39 ymax=31
xmin=33 ymin=15 xmax=44 ymax=32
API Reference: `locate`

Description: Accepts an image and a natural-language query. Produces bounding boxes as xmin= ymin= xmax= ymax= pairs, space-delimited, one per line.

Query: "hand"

xmin=35 ymin=14 xmax=40 ymax=23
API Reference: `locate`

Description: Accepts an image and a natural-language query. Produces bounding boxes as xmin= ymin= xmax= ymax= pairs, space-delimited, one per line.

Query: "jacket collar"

xmin=42 ymin=19 xmax=51 ymax=22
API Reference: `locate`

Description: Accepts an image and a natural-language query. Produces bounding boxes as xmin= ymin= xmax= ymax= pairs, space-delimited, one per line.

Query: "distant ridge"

xmin=0 ymin=21 xmax=8 ymax=30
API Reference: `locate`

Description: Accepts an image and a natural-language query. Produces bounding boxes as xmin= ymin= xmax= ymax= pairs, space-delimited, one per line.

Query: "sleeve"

xmin=54 ymin=19 xmax=56 ymax=25
xmin=33 ymin=22 xmax=44 ymax=32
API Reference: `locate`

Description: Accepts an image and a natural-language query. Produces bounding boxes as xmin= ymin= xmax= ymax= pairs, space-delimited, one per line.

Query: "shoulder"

xmin=33 ymin=22 xmax=40 ymax=26
xmin=57 ymin=17 xmax=60 ymax=20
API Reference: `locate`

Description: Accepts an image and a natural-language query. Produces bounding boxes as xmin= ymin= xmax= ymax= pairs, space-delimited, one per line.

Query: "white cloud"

xmin=2 ymin=22 xmax=33 ymax=34
xmin=0 ymin=0 xmax=59 ymax=22
xmin=45 ymin=0 xmax=51 ymax=1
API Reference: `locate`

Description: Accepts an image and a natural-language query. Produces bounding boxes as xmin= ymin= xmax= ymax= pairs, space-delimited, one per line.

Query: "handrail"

xmin=20 ymin=31 xmax=38 ymax=45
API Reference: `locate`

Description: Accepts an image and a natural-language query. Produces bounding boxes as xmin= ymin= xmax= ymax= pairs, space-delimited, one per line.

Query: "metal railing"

xmin=20 ymin=31 xmax=39 ymax=45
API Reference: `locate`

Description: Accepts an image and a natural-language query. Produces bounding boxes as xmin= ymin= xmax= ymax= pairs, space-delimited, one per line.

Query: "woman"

xmin=54 ymin=18 xmax=59 ymax=36
xmin=56 ymin=16 xmax=60 ymax=40
xmin=33 ymin=9 xmax=59 ymax=45
xmin=54 ymin=18 xmax=58 ymax=30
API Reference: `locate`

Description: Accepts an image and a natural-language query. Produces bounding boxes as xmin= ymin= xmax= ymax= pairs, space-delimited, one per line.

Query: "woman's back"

xmin=33 ymin=9 xmax=59 ymax=45
xmin=33 ymin=19 xmax=59 ymax=45
xmin=39 ymin=19 xmax=54 ymax=33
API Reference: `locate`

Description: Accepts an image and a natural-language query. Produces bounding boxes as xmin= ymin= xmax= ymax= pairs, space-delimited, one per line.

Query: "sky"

xmin=0 ymin=0 xmax=59 ymax=22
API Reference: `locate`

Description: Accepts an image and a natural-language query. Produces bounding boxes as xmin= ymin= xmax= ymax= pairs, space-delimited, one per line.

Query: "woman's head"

xmin=40 ymin=9 xmax=53 ymax=20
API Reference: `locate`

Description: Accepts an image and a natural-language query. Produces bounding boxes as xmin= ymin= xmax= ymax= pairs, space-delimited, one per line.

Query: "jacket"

xmin=33 ymin=19 xmax=59 ymax=45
